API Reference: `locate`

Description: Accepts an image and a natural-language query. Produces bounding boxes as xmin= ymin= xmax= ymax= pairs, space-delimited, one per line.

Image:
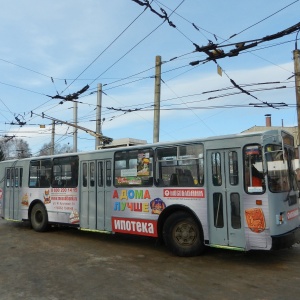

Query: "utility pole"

xmin=50 ymin=120 xmax=55 ymax=155
xmin=95 ymin=83 xmax=102 ymax=149
xmin=293 ymin=33 xmax=300 ymax=162
xmin=73 ymin=101 xmax=78 ymax=152
xmin=153 ymin=55 xmax=161 ymax=143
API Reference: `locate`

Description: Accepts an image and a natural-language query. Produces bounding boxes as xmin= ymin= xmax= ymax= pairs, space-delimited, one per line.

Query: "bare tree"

xmin=0 ymin=145 xmax=5 ymax=161
xmin=0 ymin=138 xmax=31 ymax=159
xmin=15 ymin=139 xmax=31 ymax=158
xmin=38 ymin=142 xmax=74 ymax=156
xmin=38 ymin=142 xmax=53 ymax=156
xmin=58 ymin=143 xmax=74 ymax=154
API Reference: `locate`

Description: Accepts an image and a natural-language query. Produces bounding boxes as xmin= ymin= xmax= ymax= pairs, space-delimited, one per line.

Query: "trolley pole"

xmin=95 ymin=83 xmax=102 ymax=149
xmin=153 ymin=55 xmax=161 ymax=143
xmin=293 ymin=48 xmax=300 ymax=163
xmin=50 ymin=120 xmax=55 ymax=155
xmin=73 ymin=101 xmax=78 ymax=152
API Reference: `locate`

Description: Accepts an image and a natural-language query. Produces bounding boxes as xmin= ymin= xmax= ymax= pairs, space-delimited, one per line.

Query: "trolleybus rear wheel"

xmin=31 ymin=203 xmax=49 ymax=232
xmin=163 ymin=211 xmax=204 ymax=257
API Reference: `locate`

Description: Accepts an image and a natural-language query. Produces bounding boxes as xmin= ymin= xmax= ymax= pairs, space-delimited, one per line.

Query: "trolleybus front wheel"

xmin=163 ymin=211 xmax=205 ymax=257
xmin=30 ymin=203 xmax=49 ymax=232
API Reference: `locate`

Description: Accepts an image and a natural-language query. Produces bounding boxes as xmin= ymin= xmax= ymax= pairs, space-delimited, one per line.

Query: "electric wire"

xmin=223 ymin=0 xmax=300 ymax=43
xmin=1 ymin=1 xmax=299 ymax=154
xmin=61 ymin=6 xmax=149 ymax=94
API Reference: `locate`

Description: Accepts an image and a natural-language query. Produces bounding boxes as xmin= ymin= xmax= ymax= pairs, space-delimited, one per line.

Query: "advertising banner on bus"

xmin=111 ymin=187 xmax=205 ymax=237
xmin=21 ymin=187 xmax=79 ymax=224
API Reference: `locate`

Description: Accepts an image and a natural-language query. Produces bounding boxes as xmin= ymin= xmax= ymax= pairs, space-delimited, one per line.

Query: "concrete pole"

xmin=153 ymin=55 xmax=161 ymax=143
xmin=50 ymin=120 xmax=55 ymax=155
xmin=293 ymin=49 xmax=300 ymax=162
xmin=73 ymin=101 xmax=78 ymax=152
xmin=95 ymin=83 xmax=102 ymax=149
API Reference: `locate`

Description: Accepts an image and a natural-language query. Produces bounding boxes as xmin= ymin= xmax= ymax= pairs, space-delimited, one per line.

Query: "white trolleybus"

xmin=0 ymin=129 xmax=299 ymax=256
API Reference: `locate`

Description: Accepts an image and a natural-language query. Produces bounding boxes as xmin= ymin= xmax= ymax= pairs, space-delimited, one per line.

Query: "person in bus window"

xmin=251 ymin=164 xmax=264 ymax=186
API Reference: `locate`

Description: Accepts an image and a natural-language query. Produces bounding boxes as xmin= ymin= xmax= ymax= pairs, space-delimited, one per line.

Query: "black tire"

xmin=31 ymin=203 xmax=49 ymax=232
xmin=163 ymin=211 xmax=205 ymax=257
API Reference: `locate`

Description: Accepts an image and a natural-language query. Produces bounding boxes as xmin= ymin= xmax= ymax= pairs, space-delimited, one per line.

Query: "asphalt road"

xmin=1 ymin=218 xmax=300 ymax=300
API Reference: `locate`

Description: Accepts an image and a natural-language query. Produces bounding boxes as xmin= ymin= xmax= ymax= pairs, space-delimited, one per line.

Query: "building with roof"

xmin=241 ymin=114 xmax=298 ymax=158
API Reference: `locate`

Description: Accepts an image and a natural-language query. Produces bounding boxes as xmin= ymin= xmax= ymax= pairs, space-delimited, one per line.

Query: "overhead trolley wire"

xmin=223 ymin=0 xmax=300 ymax=43
xmin=61 ymin=4 xmax=149 ymax=94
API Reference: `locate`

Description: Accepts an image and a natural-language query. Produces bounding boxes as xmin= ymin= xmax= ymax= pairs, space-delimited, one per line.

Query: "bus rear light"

xmin=256 ymin=200 xmax=262 ymax=205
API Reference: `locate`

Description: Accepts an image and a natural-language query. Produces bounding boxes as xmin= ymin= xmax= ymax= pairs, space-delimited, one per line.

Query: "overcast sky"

xmin=0 ymin=0 xmax=299 ymax=155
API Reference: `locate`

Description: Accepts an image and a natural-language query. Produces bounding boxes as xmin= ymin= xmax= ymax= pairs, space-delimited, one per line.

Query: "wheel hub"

xmin=174 ymin=222 xmax=196 ymax=246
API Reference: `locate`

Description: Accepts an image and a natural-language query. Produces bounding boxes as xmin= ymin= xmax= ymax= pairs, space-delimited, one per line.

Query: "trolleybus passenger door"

xmin=207 ymin=149 xmax=245 ymax=249
xmin=80 ymin=159 xmax=112 ymax=231
xmin=96 ymin=160 xmax=112 ymax=231
xmin=4 ymin=167 xmax=22 ymax=220
xmin=80 ymin=161 xmax=97 ymax=230
xmin=4 ymin=168 xmax=12 ymax=218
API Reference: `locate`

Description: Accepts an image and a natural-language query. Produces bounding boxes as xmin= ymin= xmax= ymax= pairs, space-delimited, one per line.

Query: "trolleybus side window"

xmin=29 ymin=159 xmax=51 ymax=188
xmin=244 ymin=145 xmax=265 ymax=194
xmin=156 ymin=143 xmax=204 ymax=187
xmin=19 ymin=168 xmax=23 ymax=187
xmin=52 ymin=156 xmax=78 ymax=188
xmin=15 ymin=168 xmax=19 ymax=187
xmin=228 ymin=151 xmax=241 ymax=229
xmin=114 ymin=149 xmax=153 ymax=187
xmin=106 ymin=161 xmax=112 ymax=186
xmin=286 ymin=148 xmax=298 ymax=192
xmin=229 ymin=151 xmax=238 ymax=185
xmin=5 ymin=168 xmax=22 ymax=188
xmin=265 ymin=144 xmax=296 ymax=194
xmin=98 ymin=161 xmax=103 ymax=187
xmin=90 ymin=162 xmax=95 ymax=187
xmin=230 ymin=193 xmax=241 ymax=229
xmin=211 ymin=152 xmax=224 ymax=228
xmin=82 ymin=162 xmax=87 ymax=187
xmin=213 ymin=193 xmax=224 ymax=228
xmin=6 ymin=168 xmax=10 ymax=187
xmin=211 ymin=152 xmax=222 ymax=186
